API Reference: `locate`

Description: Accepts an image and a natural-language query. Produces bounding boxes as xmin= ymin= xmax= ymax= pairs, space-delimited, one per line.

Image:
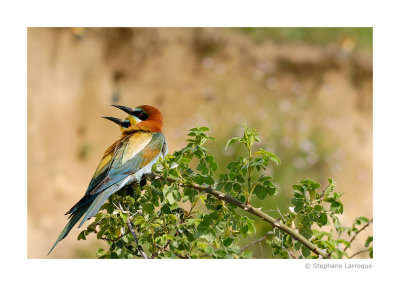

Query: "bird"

xmin=49 ymin=104 xmax=168 ymax=254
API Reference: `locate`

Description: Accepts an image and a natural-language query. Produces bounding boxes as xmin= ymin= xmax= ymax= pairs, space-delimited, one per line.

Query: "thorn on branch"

xmin=344 ymin=218 xmax=373 ymax=252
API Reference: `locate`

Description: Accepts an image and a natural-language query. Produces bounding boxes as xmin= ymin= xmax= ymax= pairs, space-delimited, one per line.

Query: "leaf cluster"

xmin=267 ymin=178 xmax=372 ymax=258
xmin=79 ymin=125 xmax=372 ymax=259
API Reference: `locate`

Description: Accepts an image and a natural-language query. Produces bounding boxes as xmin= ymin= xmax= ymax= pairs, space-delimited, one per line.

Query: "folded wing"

xmin=78 ymin=132 xmax=165 ymax=225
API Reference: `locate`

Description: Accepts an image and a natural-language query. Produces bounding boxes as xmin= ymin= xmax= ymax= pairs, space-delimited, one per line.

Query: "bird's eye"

xmin=133 ymin=110 xmax=148 ymax=120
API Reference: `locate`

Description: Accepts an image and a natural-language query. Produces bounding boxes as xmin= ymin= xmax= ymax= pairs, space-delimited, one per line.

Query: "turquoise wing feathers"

xmin=48 ymin=207 xmax=88 ymax=255
xmin=49 ymin=131 xmax=166 ymax=254
xmin=88 ymin=132 xmax=165 ymax=196
xmin=78 ymin=133 xmax=166 ymax=226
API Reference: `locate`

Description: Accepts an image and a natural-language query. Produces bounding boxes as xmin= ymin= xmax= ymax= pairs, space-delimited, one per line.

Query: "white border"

xmin=1 ymin=0 xmax=398 ymax=284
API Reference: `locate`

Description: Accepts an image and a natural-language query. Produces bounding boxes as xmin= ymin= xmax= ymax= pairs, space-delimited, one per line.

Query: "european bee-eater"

xmin=49 ymin=105 xmax=167 ymax=254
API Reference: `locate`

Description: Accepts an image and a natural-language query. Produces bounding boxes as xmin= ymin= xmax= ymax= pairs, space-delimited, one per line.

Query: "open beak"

xmin=112 ymin=104 xmax=134 ymax=115
xmin=102 ymin=116 xmax=130 ymax=128
xmin=111 ymin=104 xmax=140 ymax=125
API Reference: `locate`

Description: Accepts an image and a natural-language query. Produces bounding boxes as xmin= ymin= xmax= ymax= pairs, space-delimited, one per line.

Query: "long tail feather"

xmin=78 ymin=184 xmax=120 ymax=228
xmin=65 ymin=194 xmax=95 ymax=215
xmin=48 ymin=206 xmax=88 ymax=255
xmin=50 ymin=178 xmax=133 ymax=254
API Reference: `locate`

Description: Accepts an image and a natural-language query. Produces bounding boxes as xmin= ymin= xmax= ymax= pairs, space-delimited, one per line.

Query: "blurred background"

xmin=28 ymin=27 xmax=372 ymax=259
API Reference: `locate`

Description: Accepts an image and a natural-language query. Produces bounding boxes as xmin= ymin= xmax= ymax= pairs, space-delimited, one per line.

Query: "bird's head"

xmin=111 ymin=104 xmax=163 ymax=133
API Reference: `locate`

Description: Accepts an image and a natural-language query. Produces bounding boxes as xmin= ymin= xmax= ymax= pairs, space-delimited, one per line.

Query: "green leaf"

xmin=166 ymin=192 xmax=175 ymax=204
xmin=197 ymin=160 xmax=207 ymax=173
xmin=223 ymin=237 xmax=234 ymax=247
xmin=228 ymin=172 xmax=236 ymax=181
xmin=170 ymin=202 xmax=179 ymax=210
xmin=337 ymin=239 xmax=351 ymax=248
xmin=219 ymin=173 xmax=228 ymax=181
xmin=224 ymin=182 xmax=232 ymax=192
xmin=197 ymin=222 xmax=210 ymax=234
xmin=291 ymin=198 xmax=304 ymax=207
xmin=97 ymin=248 xmax=107 ymax=257
xmin=309 ymin=189 xmax=316 ymax=201
xmin=236 ymin=174 xmax=245 ymax=183
xmin=266 ymin=186 xmax=277 ymax=196
xmin=204 ymin=175 xmax=215 ymax=185
xmin=314 ymin=205 xmax=323 ymax=212
xmin=355 ymin=216 xmax=370 ymax=225
xmin=301 ymin=245 xmax=311 ymax=258
xmin=293 ymin=184 xmax=305 ymax=193
xmin=318 ymin=213 xmax=328 ymax=226
xmin=167 ymin=214 xmax=177 ymax=223
xmin=293 ymin=190 xmax=304 ymax=198
xmin=225 ymin=137 xmax=240 ymax=150
xmin=254 ymin=185 xmax=268 ymax=200
xmin=142 ymin=203 xmax=154 ymax=214
xmin=183 ymin=187 xmax=198 ymax=203
xmin=365 ymin=236 xmax=373 ymax=248
xmin=96 ymin=228 xmax=107 ymax=240
xmin=214 ymin=248 xmax=227 ymax=258
xmin=193 ymin=175 xmax=204 ymax=185
xmin=331 ymin=214 xmax=341 ymax=230
xmin=160 ymin=204 xmax=171 ymax=214
xmin=324 ymin=197 xmax=336 ymax=203
xmin=330 ymin=201 xmax=344 ymax=214
xmin=78 ymin=231 xmax=87 ymax=241
xmin=199 ymin=127 xmax=210 ymax=132
xmin=210 ymin=160 xmax=218 ymax=171
xmin=119 ymin=212 xmax=129 ymax=223
xmin=232 ymin=183 xmax=241 ymax=192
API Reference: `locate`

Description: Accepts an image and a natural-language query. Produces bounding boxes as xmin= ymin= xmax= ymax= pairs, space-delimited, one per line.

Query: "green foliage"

xmin=218 ymin=124 xmax=279 ymax=204
xmin=80 ymin=125 xmax=372 ymax=259
xmin=269 ymin=177 xmax=373 ymax=259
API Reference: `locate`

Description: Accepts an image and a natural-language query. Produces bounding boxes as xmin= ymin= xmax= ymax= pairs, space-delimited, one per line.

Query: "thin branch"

xmin=276 ymin=207 xmax=285 ymax=222
xmin=187 ymin=197 xmax=199 ymax=217
xmin=319 ymin=182 xmax=330 ymax=198
xmin=344 ymin=218 xmax=373 ymax=252
xmin=151 ymin=230 xmax=180 ymax=259
xmin=119 ymin=203 xmax=148 ymax=259
xmin=309 ymin=184 xmax=331 ymax=208
xmin=248 ymin=182 xmax=260 ymax=201
xmin=152 ymin=240 xmax=172 ymax=259
xmin=349 ymin=248 xmax=370 ymax=259
xmin=93 ymin=228 xmax=128 ymax=243
xmin=176 ymin=253 xmax=191 ymax=259
xmin=240 ymin=231 xmax=273 ymax=253
xmin=125 ymin=217 xmax=148 ymax=259
xmin=150 ymin=173 xmax=330 ymax=259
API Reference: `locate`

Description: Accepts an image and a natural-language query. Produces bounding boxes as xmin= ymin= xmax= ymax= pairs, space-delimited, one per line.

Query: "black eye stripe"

xmin=133 ymin=110 xmax=148 ymax=120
